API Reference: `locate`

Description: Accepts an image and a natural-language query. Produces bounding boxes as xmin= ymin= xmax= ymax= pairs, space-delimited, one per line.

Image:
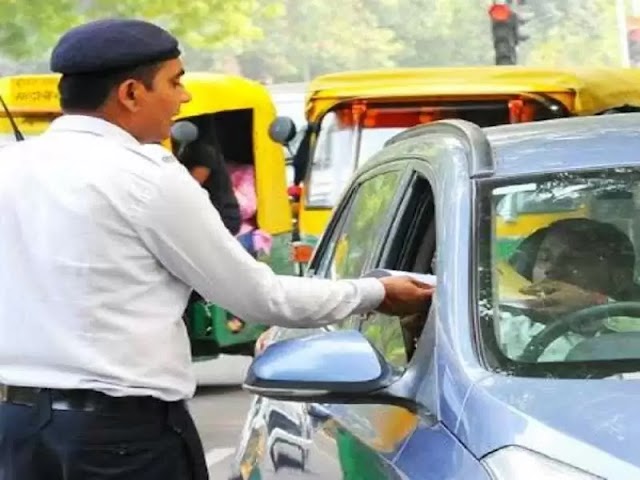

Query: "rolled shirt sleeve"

xmin=132 ymin=164 xmax=385 ymax=328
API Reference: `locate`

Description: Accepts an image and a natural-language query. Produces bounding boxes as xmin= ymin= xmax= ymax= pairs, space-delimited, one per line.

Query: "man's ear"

xmin=116 ymin=79 xmax=141 ymax=112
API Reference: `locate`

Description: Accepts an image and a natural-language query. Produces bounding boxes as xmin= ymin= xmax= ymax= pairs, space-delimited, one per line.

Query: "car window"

xmin=477 ymin=167 xmax=640 ymax=378
xmin=310 ymin=169 xmax=403 ymax=332
xmin=361 ymin=173 xmax=436 ymax=369
xmin=360 ymin=313 xmax=407 ymax=368
xmin=316 ymin=170 xmax=403 ymax=280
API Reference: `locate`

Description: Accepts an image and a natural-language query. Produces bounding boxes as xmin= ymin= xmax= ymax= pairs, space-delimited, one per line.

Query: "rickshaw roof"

xmin=0 ymin=72 xmax=275 ymax=117
xmin=306 ymin=66 xmax=640 ymax=119
xmin=176 ymin=73 xmax=276 ymax=119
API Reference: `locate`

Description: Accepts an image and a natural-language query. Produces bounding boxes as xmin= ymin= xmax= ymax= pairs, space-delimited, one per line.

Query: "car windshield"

xmin=477 ymin=167 xmax=640 ymax=378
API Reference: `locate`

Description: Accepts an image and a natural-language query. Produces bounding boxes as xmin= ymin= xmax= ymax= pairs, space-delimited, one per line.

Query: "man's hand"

xmin=519 ymin=279 xmax=605 ymax=317
xmin=376 ymin=276 xmax=435 ymax=316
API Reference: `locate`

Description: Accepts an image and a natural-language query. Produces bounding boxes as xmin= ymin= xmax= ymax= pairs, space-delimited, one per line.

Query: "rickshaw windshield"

xmin=305 ymin=111 xmax=403 ymax=208
xmin=306 ymin=98 xmax=564 ymax=208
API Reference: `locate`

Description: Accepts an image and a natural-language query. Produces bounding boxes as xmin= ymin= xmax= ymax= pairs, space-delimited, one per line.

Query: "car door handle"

xmin=306 ymin=403 xmax=331 ymax=420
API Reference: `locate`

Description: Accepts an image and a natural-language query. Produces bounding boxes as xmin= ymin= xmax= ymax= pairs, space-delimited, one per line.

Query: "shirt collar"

xmin=48 ymin=115 xmax=140 ymax=146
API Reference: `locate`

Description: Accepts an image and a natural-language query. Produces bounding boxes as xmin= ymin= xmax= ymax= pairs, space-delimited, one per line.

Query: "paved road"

xmin=188 ymin=355 xmax=346 ymax=479
xmin=189 ymin=355 xmax=254 ymax=479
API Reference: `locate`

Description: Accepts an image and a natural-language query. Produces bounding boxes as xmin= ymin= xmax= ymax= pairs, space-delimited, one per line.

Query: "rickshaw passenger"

xmin=227 ymin=160 xmax=272 ymax=258
xmin=176 ymin=118 xmax=241 ymax=235
xmin=225 ymin=158 xmax=273 ymax=333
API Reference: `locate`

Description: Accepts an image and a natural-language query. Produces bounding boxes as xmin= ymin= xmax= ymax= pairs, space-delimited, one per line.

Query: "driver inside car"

xmin=499 ymin=218 xmax=640 ymax=361
xmin=508 ymin=218 xmax=640 ymax=316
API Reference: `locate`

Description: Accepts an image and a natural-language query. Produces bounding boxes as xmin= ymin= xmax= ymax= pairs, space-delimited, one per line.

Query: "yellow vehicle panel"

xmin=299 ymin=201 xmax=332 ymax=238
xmin=304 ymin=66 xmax=640 ymax=121
xmin=496 ymin=208 xmax=588 ymax=239
xmin=0 ymin=74 xmax=61 ymax=114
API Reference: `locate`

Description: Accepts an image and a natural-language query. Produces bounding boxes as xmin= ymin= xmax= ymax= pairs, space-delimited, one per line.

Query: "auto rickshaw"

xmin=171 ymin=73 xmax=293 ymax=357
xmin=268 ymin=66 xmax=640 ymax=272
xmin=0 ymin=72 xmax=293 ymax=358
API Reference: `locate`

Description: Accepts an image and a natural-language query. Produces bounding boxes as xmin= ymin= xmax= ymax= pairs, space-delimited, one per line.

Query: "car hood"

xmin=456 ymin=373 xmax=640 ymax=478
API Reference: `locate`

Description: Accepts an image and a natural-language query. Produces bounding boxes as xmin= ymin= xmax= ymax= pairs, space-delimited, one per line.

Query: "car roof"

xmin=368 ymin=113 xmax=640 ymax=182
xmin=485 ymin=113 xmax=640 ymax=178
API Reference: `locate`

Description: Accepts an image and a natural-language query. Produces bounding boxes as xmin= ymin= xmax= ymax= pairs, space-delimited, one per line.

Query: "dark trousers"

xmin=0 ymin=390 xmax=208 ymax=480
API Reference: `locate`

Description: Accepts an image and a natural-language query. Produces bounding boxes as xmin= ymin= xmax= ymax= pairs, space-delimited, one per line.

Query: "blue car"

xmin=231 ymin=113 xmax=640 ymax=479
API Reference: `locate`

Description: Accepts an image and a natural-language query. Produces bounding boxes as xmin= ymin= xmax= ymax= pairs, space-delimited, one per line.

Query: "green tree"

xmin=523 ymin=0 xmax=621 ymax=66
xmin=0 ymin=0 xmax=629 ymax=77
xmin=369 ymin=0 xmax=494 ymax=67
xmin=0 ymin=0 xmax=81 ymax=59
xmin=233 ymin=0 xmax=402 ymax=82
xmin=0 ymin=0 xmax=269 ymax=62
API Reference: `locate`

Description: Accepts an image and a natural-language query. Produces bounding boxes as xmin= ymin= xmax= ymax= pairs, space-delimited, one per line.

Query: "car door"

xmin=257 ymin=165 xmax=442 ymax=480
xmin=318 ymin=166 xmax=441 ymax=480
xmin=231 ymin=163 xmax=410 ymax=479
xmin=339 ymin=157 xmax=486 ymax=480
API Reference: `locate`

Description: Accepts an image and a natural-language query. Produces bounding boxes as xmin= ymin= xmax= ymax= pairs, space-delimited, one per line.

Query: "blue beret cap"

xmin=50 ymin=18 xmax=181 ymax=75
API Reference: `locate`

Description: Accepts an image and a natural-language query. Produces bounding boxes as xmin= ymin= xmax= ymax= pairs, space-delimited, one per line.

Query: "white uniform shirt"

xmin=0 ymin=115 xmax=385 ymax=401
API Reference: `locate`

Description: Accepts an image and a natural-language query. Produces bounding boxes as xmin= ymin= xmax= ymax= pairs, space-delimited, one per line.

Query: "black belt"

xmin=0 ymin=385 xmax=169 ymax=414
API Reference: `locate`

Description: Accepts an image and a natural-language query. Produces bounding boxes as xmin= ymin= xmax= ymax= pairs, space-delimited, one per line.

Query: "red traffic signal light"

xmin=489 ymin=4 xmax=513 ymax=23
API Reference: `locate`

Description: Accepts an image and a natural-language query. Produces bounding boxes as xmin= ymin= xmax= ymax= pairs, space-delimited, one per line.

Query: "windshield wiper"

xmin=0 ymin=93 xmax=24 ymax=142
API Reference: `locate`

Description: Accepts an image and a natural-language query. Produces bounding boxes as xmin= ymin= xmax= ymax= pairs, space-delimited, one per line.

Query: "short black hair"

xmin=58 ymin=62 xmax=161 ymax=112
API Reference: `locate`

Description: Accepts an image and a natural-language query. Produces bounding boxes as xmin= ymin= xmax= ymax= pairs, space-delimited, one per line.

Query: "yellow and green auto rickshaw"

xmin=268 ymin=66 xmax=640 ymax=270
xmin=0 ymin=72 xmax=293 ymax=357
xmin=171 ymin=73 xmax=293 ymax=357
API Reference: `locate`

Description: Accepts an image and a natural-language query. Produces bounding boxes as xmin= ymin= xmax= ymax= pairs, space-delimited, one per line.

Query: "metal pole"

xmin=618 ymin=0 xmax=631 ymax=67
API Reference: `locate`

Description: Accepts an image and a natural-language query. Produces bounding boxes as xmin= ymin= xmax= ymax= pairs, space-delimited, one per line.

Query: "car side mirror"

xmin=243 ymin=330 xmax=415 ymax=409
xmin=269 ymin=116 xmax=297 ymax=146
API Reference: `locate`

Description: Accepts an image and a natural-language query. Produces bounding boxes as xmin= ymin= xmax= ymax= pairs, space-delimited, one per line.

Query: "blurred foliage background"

xmin=0 ymin=0 xmax=629 ymax=81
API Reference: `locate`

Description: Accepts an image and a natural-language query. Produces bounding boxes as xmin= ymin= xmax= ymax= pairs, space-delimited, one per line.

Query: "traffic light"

xmin=489 ymin=1 xmax=529 ymax=65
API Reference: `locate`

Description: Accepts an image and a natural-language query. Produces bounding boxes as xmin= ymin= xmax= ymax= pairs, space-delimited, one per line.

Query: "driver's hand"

xmin=376 ymin=277 xmax=435 ymax=316
xmin=519 ymin=279 xmax=605 ymax=316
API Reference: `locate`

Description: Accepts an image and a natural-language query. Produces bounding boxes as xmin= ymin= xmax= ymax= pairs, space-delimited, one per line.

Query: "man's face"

xmin=131 ymin=58 xmax=191 ymax=143
xmin=531 ymin=230 xmax=568 ymax=283
xmin=533 ymin=228 xmax=605 ymax=293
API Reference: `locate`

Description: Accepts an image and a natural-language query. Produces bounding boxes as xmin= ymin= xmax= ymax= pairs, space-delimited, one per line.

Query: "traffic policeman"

xmin=0 ymin=18 xmax=434 ymax=480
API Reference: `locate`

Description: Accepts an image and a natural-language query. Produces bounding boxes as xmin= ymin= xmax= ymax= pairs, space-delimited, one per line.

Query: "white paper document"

xmin=363 ymin=269 xmax=437 ymax=286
